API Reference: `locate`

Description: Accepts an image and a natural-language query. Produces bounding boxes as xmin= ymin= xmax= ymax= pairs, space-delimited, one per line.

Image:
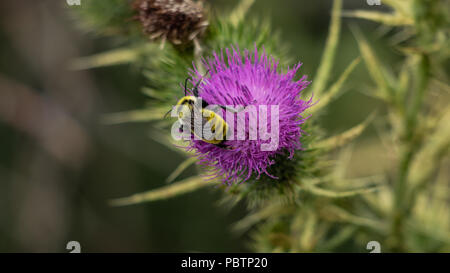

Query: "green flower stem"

xmin=391 ymin=54 xmax=430 ymax=252
xmin=391 ymin=144 xmax=414 ymax=251
xmin=407 ymin=55 xmax=430 ymax=134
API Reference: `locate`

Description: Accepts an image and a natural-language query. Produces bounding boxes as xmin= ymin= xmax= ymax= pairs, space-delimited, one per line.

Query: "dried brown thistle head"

xmin=133 ymin=0 xmax=208 ymax=46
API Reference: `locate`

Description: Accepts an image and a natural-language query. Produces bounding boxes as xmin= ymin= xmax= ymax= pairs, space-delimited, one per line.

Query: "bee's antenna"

xmin=184 ymin=77 xmax=189 ymax=96
xmin=192 ymin=69 xmax=210 ymax=97
xmin=163 ymin=108 xmax=172 ymax=118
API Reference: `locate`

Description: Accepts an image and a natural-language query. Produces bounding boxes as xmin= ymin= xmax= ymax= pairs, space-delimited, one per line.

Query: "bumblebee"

xmin=167 ymin=74 xmax=236 ymax=148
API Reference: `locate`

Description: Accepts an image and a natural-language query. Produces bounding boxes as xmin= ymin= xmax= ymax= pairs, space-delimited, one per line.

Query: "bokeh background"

xmin=0 ymin=0 xmax=410 ymax=252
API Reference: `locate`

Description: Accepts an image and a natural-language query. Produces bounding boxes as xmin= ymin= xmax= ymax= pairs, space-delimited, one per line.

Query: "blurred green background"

xmin=0 ymin=0 xmax=399 ymax=252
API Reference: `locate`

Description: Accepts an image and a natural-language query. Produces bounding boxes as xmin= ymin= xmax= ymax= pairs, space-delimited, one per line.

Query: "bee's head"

xmin=173 ymin=96 xmax=197 ymax=119
xmin=177 ymin=96 xmax=197 ymax=108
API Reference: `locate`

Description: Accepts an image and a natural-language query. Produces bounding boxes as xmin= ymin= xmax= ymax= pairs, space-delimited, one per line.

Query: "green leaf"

xmin=101 ymin=107 xmax=167 ymax=124
xmin=70 ymin=48 xmax=137 ymax=70
xmin=305 ymin=183 xmax=384 ymax=198
xmin=323 ymin=205 xmax=386 ymax=232
xmin=351 ymin=25 xmax=397 ymax=103
xmin=311 ymin=0 xmax=342 ymax=97
xmin=382 ymin=0 xmax=411 ymax=17
xmin=141 ymin=87 xmax=166 ymax=100
xmin=232 ymin=204 xmax=291 ymax=234
xmin=342 ymin=10 xmax=413 ymax=26
xmin=149 ymin=129 xmax=190 ymax=155
xmin=310 ymin=57 xmax=360 ymax=114
xmin=229 ymin=0 xmax=256 ymax=27
xmin=406 ymin=54 xmax=430 ymax=131
xmin=408 ymin=107 xmax=450 ymax=188
xmin=166 ymin=157 xmax=197 ymax=183
xmin=317 ymin=226 xmax=358 ymax=251
xmin=397 ymin=62 xmax=411 ymax=99
xmin=317 ymin=112 xmax=376 ymax=150
xmin=109 ymin=176 xmax=217 ymax=206
xmin=69 ymin=45 xmax=158 ymax=70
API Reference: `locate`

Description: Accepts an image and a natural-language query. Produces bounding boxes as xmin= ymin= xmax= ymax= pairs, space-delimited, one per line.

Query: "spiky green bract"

xmin=206 ymin=17 xmax=290 ymax=66
xmin=141 ymin=45 xmax=194 ymax=104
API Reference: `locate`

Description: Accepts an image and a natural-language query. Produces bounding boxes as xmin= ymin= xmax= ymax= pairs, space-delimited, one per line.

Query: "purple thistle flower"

xmin=185 ymin=46 xmax=312 ymax=184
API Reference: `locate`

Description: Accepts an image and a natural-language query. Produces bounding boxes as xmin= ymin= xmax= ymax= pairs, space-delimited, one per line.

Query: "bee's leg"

xmin=201 ymin=99 xmax=208 ymax=108
xmin=219 ymin=105 xmax=244 ymax=113
xmin=215 ymin=141 xmax=231 ymax=150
